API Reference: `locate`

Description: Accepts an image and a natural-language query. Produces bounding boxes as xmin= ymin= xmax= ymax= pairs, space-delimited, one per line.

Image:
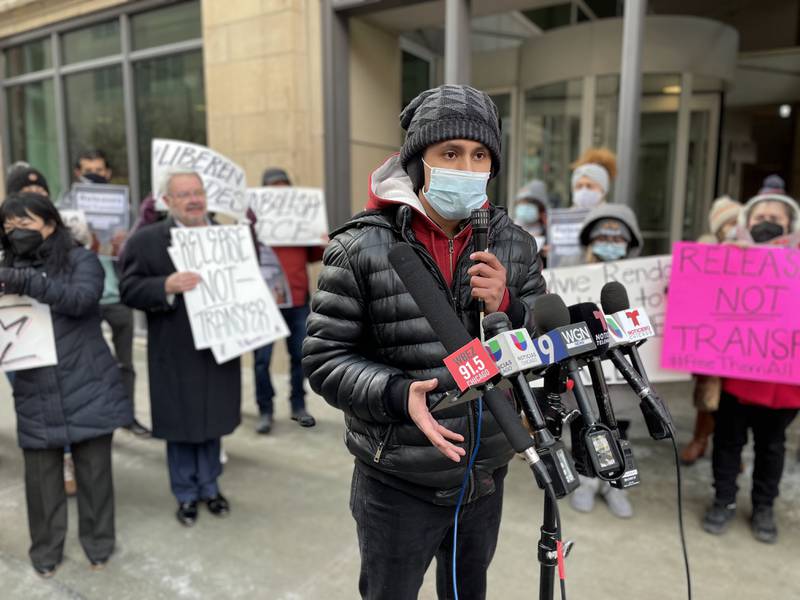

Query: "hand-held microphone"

xmin=601 ymin=281 xmax=674 ymax=440
xmin=470 ymin=208 xmax=490 ymax=320
xmin=568 ymin=302 xmax=641 ymax=489
xmin=387 ymin=243 xmax=550 ymax=486
xmin=483 ymin=313 xmax=579 ymax=497
xmin=534 ymin=294 xmax=626 ymax=481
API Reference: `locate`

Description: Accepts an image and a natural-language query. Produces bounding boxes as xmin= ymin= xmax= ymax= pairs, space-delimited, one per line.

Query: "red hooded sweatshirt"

xmin=365 ymin=154 xmax=509 ymax=310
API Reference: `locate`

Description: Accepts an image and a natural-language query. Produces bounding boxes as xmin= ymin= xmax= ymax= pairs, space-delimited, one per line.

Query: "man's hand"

xmin=407 ymin=378 xmax=466 ymax=463
xmin=468 ymin=251 xmax=507 ymax=313
xmin=165 ymin=272 xmax=201 ymax=295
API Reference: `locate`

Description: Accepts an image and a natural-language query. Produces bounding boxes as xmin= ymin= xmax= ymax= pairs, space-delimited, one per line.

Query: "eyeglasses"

xmin=171 ymin=190 xmax=206 ymax=200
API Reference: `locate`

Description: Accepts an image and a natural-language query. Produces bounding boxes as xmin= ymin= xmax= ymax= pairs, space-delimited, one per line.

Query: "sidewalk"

xmin=0 ymin=343 xmax=798 ymax=599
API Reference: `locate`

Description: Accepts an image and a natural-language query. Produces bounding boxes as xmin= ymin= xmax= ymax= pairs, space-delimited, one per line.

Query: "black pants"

xmin=23 ymin=434 xmax=115 ymax=569
xmin=712 ymin=393 xmax=798 ymax=507
xmin=350 ymin=467 xmax=504 ymax=600
xmin=100 ymin=302 xmax=136 ymax=415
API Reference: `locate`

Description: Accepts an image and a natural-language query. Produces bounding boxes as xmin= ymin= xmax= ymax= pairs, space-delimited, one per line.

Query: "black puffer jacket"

xmin=304 ymin=161 xmax=546 ymax=505
xmin=10 ymin=244 xmax=131 ymax=449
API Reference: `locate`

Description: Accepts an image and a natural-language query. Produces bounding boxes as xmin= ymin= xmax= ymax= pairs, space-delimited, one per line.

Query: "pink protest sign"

xmin=662 ymin=242 xmax=800 ymax=384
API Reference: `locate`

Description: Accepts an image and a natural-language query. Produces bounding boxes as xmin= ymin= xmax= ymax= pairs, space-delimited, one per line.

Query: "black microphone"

xmin=482 ymin=313 xmax=579 ymax=498
xmin=470 ymin=208 xmax=490 ymax=318
xmin=600 ymin=282 xmax=674 ymax=440
xmin=568 ymin=302 xmax=641 ymax=489
xmin=533 ymin=294 xmax=626 ymax=481
xmin=387 ymin=242 xmax=550 ymax=484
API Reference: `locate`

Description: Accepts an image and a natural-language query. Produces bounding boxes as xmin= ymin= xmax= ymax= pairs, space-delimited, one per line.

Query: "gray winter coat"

xmin=10 ymin=245 xmax=131 ymax=449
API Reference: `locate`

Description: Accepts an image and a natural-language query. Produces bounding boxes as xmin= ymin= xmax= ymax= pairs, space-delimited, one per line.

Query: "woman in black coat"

xmin=0 ymin=193 xmax=131 ymax=577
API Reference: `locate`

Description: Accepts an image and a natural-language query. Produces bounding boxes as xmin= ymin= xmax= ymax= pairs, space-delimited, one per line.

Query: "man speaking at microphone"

xmin=303 ymin=85 xmax=546 ymax=599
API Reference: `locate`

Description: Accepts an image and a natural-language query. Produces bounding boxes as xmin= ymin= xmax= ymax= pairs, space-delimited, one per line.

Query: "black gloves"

xmin=0 ymin=267 xmax=34 ymax=295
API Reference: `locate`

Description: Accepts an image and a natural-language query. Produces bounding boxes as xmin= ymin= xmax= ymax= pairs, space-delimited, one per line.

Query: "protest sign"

xmin=0 ymin=295 xmax=58 ymax=372
xmin=70 ymin=183 xmax=130 ymax=243
xmin=247 ymin=187 xmax=328 ymax=246
xmin=543 ymin=255 xmax=688 ymax=383
xmin=662 ymin=242 xmax=800 ymax=384
xmin=546 ymin=207 xmax=590 ymax=267
xmin=257 ymin=244 xmax=292 ymax=308
xmin=168 ymin=225 xmax=289 ymax=358
xmin=152 ymin=139 xmax=247 ymax=220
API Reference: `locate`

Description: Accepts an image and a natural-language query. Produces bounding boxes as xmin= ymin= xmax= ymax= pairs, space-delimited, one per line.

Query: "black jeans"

xmin=350 ymin=466 xmax=504 ymax=600
xmin=100 ymin=302 xmax=136 ymax=416
xmin=253 ymin=305 xmax=310 ymax=416
xmin=712 ymin=392 xmax=798 ymax=507
xmin=23 ymin=434 xmax=115 ymax=569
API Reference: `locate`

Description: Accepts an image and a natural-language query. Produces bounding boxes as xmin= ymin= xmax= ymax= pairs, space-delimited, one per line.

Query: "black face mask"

xmin=81 ymin=172 xmax=109 ymax=184
xmin=7 ymin=228 xmax=44 ymax=257
xmin=750 ymin=221 xmax=785 ymax=243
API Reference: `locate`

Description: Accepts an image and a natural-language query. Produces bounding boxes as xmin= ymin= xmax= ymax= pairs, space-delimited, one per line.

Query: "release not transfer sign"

xmin=167 ymin=225 xmax=289 ymax=357
xmin=661 ymin=242 xmax=800 ymax=384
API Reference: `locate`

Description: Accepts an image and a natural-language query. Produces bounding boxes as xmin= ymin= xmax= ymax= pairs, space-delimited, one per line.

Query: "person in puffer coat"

xmin=0 ymin=192 xmax=131 ymax=578
xmin=303 ymin=85 xmax=547 ymax=600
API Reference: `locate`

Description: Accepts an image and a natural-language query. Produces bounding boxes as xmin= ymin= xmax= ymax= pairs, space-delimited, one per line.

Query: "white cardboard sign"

xmin=0 ymin=294 xmax=58 ymax=372
xmin=248 ymin=187 xmax=329 ymax=247
xmin=542 ymin=255 xmax=689 ymax=383
xmin=152 ymin=139 xmax=247 ymax=220
xmin=167 ymin=225 xmax=288 ymax=360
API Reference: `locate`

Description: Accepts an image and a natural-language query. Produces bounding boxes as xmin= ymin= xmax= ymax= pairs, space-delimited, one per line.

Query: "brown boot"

xmin=680 ymin=410 xmax=715 ymax=465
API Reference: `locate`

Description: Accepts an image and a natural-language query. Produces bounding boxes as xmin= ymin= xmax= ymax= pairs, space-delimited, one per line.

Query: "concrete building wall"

xmin=348 ymin=18 xmax=402 ymax=214
xmin=202 ymin=0 xmax=324 ymax=191
xmin=0 ymin=0 xmax=128 ymax=38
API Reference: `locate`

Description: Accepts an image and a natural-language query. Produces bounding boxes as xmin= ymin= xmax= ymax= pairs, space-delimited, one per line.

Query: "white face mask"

xmin=573 ymin=188 xmax=604 ymax=210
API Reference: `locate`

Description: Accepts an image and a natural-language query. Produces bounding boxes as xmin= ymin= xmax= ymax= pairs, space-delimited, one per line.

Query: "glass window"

xmin=593 ymin=74 xmax=619 ymax=149
xmin=4 ymin=37 xmax=52 ymax=78
xmin=683 ymin=109 xmax=712 ymax=242
xmin=520 ymin=80 xmax=582 ymax=209
xmin=133 ymin=50 xmax=206 ymax=196
xmin=131 ymin=1 xmax=202 ymax=51
xmin=402 ymin=51 xmax=430 ymax=110
xmin=64 ymin=66 xmax=127 ymax=185
xmin=6 ymin=80 xmax=61 ymax=199
xmin=634 ymin=111 xmax=678 ymax=256
xmin=523 ymin=4 xmax=572 ymax=31
xmin=488 ymin=93 xmax=511 ymax=207
xmin=62 ymin=20 xmax=120 ymax=65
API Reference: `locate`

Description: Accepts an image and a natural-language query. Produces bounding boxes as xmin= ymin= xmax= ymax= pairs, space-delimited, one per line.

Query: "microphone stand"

xmin=534 ymin=366 xmax=571 ymax=600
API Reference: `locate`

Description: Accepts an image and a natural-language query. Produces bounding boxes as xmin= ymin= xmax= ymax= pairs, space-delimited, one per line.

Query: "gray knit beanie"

xmin=399 ymin=85 xmax=502 ymax=175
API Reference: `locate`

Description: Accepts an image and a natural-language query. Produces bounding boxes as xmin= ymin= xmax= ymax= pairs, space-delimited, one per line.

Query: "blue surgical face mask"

xmin=422 ymin=159 xmax=490 ymax=221
xmin=591 ymin=241 xmax=627 ymax=261
xmin=515 ymin=203 xmax=540 ymax=224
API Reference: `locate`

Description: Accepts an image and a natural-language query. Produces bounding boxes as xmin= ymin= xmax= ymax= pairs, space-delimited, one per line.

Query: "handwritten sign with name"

xmin=0 ymin=295 xmax=58 ymax=372
xmin=247 ymin=187 xmax=328 ymax=246
xmin=662 ymin=242 xmax=800 ymax=384
xmin=167 ymin=225 xmax=289 ymax=357
xmin=152 ymin=139 xmax=247 ymax=220
xmin=543 ymin=255 xmax=688 ymax=383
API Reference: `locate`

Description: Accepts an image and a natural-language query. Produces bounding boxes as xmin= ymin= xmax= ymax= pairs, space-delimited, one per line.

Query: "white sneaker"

xmin=569 ymin=475 xmax=600 ymax=513
xmin=600 ymin=482 xmax=634 ymax=518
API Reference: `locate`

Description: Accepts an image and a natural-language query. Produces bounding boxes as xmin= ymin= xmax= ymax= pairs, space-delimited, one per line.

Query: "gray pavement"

xmin=0 ymin=340 xmax=798 ymax=599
